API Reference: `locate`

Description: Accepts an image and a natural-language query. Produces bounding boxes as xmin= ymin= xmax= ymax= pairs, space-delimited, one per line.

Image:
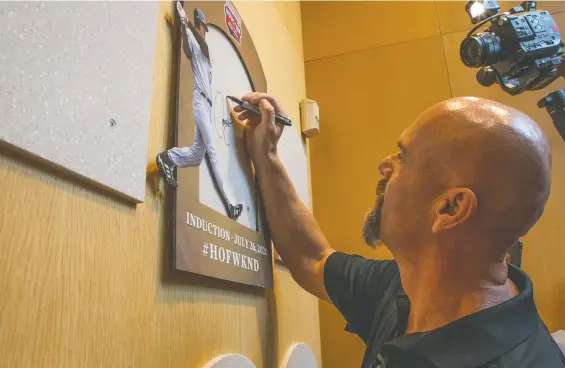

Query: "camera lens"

xmin=460 ymin=33 xmax=501 ymax=67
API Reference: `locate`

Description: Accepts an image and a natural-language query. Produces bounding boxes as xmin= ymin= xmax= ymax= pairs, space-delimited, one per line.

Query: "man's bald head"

xmin=363 ymin=97 xmax=552 ymax=259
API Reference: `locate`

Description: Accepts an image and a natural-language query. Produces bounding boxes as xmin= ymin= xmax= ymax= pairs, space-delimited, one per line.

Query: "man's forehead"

xmin=400 ymin=104 xmax=487 ymax=149
xmin=398 ymin=118 xmax=435 ymax=148
xmin=403 ymin=104 xmax=545 ymax=147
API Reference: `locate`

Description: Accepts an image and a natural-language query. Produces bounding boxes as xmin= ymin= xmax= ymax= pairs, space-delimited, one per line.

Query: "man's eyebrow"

xmin=397 ymin=141 xmax=406 ymax=152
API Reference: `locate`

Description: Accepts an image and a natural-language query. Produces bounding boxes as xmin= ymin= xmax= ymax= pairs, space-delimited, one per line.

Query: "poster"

xmin=165 ymin=1 xmax=271 ymax=288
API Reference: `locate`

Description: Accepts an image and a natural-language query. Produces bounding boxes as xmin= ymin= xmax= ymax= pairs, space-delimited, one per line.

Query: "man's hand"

xmin=233 ymin=93 xmax=288 ymax=165
xmin=176 ymin=1 xmax=188 ymax=25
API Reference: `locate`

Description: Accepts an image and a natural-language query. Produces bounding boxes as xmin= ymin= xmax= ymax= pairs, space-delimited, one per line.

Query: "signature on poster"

xmin=212 ymin=92 xmax=235 ymax=147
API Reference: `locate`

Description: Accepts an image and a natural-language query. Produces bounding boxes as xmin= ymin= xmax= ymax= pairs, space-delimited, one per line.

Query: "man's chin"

xmin=362 ymin=222 xmax=383 ymax=248
xmin=362 ymin=190 xmax=386 ymax=248
xmin=364 ymin=237 xmax=384 ymax=249
xmin=362 ymin=211 xmax=382 ymax=248
xmin=372 ymin=239 xmax=384 ymax=247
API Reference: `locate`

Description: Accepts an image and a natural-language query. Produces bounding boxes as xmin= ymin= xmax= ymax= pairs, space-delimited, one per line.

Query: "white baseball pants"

xmin=168 ymin=96 xmax=236 ymax=207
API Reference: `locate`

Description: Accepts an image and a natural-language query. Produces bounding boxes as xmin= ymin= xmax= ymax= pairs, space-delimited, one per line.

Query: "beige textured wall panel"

xmin=442 ymin=16 xmax=565 ymax=331
xmin=306 ymin=36 xmax=452 ymax=368
xmin=0 ymin=1 xmax=159 ymax=203
xmin=436 ymin=1 xmax=565 ymax=35
xmin=301 ymin=1 xmax=440 ymax=61
xmin=0 ymin=1 xmax=320 ymax=367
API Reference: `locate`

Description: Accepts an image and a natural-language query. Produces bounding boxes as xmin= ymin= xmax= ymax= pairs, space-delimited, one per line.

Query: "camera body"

xmin=461 ymin=9 xmax=563 ymax=95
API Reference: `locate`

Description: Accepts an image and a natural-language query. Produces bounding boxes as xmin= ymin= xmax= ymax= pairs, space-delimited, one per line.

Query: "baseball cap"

xmin=194 ymin=8 xmax=209 ymax=32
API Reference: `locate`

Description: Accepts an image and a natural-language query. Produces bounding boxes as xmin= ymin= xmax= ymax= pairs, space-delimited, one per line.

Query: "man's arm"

xmin=176 ymin=2 xmax=193 ymax=60
xmin=185 ymin=19 xmax=209 ymax=58
xmin=185 ymin=20 xmax=204 ymax=45
xmin=232 ymin=94 xmax=335 ymax=302
xmin=233 ymin=94 xmax=402 ymax=342
xmin=180 ymin=23 xmax=193 ymax=60
xmin=176 ymin=2 xmax=206 ymax=60
xmin=256 ymin=156 xmax=335 ymax=302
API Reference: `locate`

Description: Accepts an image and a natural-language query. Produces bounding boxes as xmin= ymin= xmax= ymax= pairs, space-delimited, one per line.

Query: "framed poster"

xmin=165 ymin=1 xmax=271 ymax=288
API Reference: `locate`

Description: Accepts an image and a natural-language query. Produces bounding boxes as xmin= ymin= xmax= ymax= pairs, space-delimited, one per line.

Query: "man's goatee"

xmin=362 ymin=198 xmax=383 ymax=247
xmin=362 ymin=179 xmax=387 ymax=248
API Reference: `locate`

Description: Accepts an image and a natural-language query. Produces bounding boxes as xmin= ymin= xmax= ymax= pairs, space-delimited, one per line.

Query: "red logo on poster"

xmin=224 ymin=0 xmax=242 ymax=45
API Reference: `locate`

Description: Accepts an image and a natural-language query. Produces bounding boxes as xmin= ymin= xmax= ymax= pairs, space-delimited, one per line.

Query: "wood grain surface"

xmin=0 ymin=2 xmax=321 ymax=367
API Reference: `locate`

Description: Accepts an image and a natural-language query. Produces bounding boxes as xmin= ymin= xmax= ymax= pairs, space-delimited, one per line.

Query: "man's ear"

xmin=431 ymin=188 xmax=477 ymax=233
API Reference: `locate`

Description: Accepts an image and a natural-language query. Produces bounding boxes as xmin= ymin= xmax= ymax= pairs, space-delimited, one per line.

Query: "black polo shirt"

xmin=324 ymin=251 xmax=565 ymax=368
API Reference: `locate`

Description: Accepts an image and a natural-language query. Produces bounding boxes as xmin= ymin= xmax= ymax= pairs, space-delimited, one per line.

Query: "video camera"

xmin=461 ymin=0 xmax=562 ymax=95
xmin=460 ymin=0 xmax=565 ymax=141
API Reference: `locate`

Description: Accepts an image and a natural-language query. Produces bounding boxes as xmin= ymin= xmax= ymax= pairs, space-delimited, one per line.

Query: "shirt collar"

xmin=383 ymin=264 xmax=540 ymax=368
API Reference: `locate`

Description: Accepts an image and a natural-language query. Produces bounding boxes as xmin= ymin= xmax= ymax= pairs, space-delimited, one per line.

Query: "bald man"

xmin=233 ymin=93 xmax=565 ymax=368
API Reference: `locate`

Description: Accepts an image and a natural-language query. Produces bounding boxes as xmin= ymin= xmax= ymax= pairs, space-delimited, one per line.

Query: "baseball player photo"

xmin=157 ymin=2 xmax=244 ymax=221
xmin=164 ymin=0 xmax=272 ymax=287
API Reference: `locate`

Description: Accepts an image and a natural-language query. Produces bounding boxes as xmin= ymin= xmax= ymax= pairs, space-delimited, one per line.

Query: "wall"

xmin=0 ymin=2 xmax=320 ymax=367
xmin=302 ymin=2 xmax=565 ymax=367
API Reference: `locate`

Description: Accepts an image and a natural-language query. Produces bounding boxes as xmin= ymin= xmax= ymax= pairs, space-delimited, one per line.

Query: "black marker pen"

xmin=227 ymin=96 xmax=292 ymax=127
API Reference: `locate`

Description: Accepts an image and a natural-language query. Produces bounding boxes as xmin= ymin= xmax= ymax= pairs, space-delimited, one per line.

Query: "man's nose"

xmin=378 ymin=155 xmax=394 ymax=178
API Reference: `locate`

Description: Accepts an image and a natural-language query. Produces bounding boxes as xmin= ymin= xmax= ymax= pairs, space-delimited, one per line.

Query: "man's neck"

xmin=395 ymin=246 xmax=519 ymax=334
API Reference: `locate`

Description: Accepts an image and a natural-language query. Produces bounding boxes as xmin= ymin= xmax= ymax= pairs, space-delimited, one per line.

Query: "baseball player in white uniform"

xmin=157 ymin=2 xmax=243 ymax=220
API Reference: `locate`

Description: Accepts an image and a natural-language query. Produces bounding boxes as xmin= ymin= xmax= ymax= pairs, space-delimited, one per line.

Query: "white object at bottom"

xmin=202 ymin=353 xmax=256 ymax=368
xmin=282 ymin=342 xmax=318 ymax=368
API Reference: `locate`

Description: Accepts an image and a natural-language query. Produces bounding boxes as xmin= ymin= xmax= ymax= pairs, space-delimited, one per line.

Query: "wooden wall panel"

xmin=274 ymin=1 xmax=305 ymax=60
xmin=305 ymin=2 xmax=565 ymax=367
xmin=436 ymin=1 xmax=565 ymax=35
xmin=442 ymin=13 xmax=565 ymax=331
xmin=236 ymin=2 xmax=322 ymax=366
xmin=0 ymin=2 xmax=321 ymax=367
xmin=301 ymin=1 xmax=440 ymax=61
xmin=306 ymin=36 xmax=452 ymax=368
xmin=273 ymin=265 xmax=322 ymax=368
